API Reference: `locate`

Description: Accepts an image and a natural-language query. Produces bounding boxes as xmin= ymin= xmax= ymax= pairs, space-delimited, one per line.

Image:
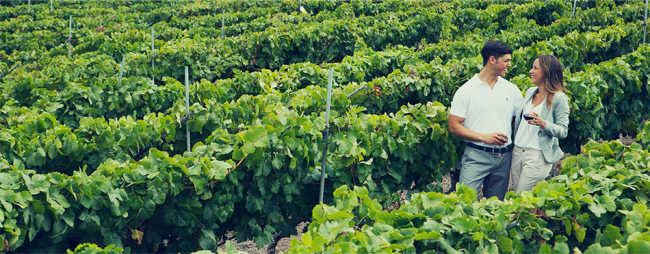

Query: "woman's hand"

xmin=526 ymin=112 xmax=546 ymax=129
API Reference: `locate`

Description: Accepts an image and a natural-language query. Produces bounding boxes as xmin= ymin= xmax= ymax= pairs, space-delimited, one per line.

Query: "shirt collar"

xmin=472 ymin=74 xmax=502 ymax=88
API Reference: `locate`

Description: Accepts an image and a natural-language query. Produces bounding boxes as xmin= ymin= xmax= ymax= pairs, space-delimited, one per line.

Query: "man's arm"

xmin=448 ymin=114 xmax=509 ymax=146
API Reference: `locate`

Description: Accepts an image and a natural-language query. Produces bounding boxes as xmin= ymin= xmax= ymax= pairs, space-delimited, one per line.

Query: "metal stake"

xmin=50 ymin=0 xmax=53 ymax=11
xmin=221 ymin=9 xmax=225 ymax=40
xmin=643 ymin=0 xmax=648 ymax=44
xmin=28 ymin=0 xmax=31 ymax=12
xmin=118 ymin=55 xmax=125 ymax=89
xmin=572 ymin=0 xmax=577 ymax=17
xmin=347 ymin=84 xmax=367 ymax=98
xmin=0 ymin=63 xmax=20 ymax=82
xmin=68 ymin=16 xmax=72 ymax=57
xmin=318 ymin=68 xmax=334 ymax=204
xmin=186 ymin=67 xmax=191 ymax=153
xmin=151 ymin=27 xmax=155 ymax=82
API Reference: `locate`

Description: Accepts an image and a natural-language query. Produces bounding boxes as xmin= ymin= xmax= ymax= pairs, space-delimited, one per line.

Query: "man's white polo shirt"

xmin=450 ymin=74 xmax=523 ymax=148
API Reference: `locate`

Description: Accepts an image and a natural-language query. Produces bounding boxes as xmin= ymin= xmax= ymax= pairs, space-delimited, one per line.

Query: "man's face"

xmin=492 ymin=54 xmax=512 ymax=77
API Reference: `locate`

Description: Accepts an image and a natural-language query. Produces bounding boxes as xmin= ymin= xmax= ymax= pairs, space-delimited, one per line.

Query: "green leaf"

xmin=312 ymin=205 xmax=325 ymax=221
xmin=32 ymin=200 xmax=45 ymax=214
xmin=102 ymin=230 xmax=122 ymax=247
xmin=497 ymin=235 xmax=513 ymax=252
xmin=199 ymin=228 xmax=217 ymax=250
xmin=414 ymin=232 xmax=441 ymax=240
xmin=62 ymin=210 xmax=75 ymax=227
xmin=603 ymin=224 xmax=622 ymax=242
xmin=588 ymin=203 xmax=605 ymax=218
xmin=599 ymin=195 xmax=616 ymax=212
xmin=242 ymin=142 xmax=256 ymax=154
xmin=62 ymin=136 xmax=79 ymax=155
xmin=583 ymin=243 xmax=617 ymax=254
xmin=35 ymin=148 xmax=46 ymax=165
xmin=51 ymin=219 xmax=68 ymax=239
xmin=333 ymin=186 xmax=348 ymax=197
xmin=538 ymin=244 xmax=552 ymax=254
xmin=574 ymin=227 xmax=586 ymax=242
xmin=627 ymin=240 xmax=650 ymax=254
xmin=79 ymin=117 xmax=95 ymax=127
xmin=25 ymin=148 xmax=46 ymax=167
xmin=47 ymin=142 xmax=58 ymax=159
xmin=210 ymin=160 xmax=232 ymax=180
xmin=327 ymin=211 xmax=353 ymax=220
xmin=244 ymin=126 xmax=268 ymax=148
xmin=23 ymin=173 xmax=50 ymax=195
xmin=203 ymin=203 xmax=218 ymax=223
xmin=138 ymin=199 xmax=155 ymax=220
xmin=439 ymin=237 xmax=462 ymax=254
xmin=148 ymin=187 xmax=166 ymax=205
xmin=48 ymin=193 xmax=70 ymax=215
xmin=483 ymin=243 xmax=499 ymax=254
xmin=224 ymin=240 xmax=247 ymax=254
xmin=190 ymin=176 xmax=207 ymax=191
xmin=551 ymin=242 xmax=569 ymax=254
xmin=272 ymin=154 xmax=284 ymax=169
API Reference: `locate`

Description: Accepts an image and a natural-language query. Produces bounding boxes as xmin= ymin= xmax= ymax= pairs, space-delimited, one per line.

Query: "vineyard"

xmin=1 ymin=0 xmax=650 ymax=253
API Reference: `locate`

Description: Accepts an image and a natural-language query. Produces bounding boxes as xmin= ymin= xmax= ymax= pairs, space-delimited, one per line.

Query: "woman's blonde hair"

xmin=537 ymin=55 xmax=566 ymax=108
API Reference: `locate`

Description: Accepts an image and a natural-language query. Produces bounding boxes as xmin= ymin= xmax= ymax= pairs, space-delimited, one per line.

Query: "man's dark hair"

xmin=481 ymin=41 xmax=513 ymax=66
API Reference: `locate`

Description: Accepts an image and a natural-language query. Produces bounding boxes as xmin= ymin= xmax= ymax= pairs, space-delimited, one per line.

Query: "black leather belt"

xmin=467 ymin=143 xmax=512 ymax=154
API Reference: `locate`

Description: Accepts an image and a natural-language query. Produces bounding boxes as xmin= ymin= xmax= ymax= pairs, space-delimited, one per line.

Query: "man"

xmin=448 ymin=41 xmax=523 ymax=200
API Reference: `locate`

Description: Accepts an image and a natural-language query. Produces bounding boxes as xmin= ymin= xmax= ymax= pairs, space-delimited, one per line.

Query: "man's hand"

xmin=449 ymin=115 xmax=509 ymax=146
xmin=481 ymin=133 xmax=509 ymax=146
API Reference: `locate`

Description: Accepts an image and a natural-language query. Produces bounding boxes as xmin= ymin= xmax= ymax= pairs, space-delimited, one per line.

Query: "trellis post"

xmin=151 ymin=27 xmax=155 ymax=82
xmin=221 ymin=9 xmax=225 ymax=40
xmin=68 ymin=16 xmax=72 ymax=57
xmin=185 ymin=67 xmax=191 ymax=153
xmin=643 ymin=0 xmax=648 ymax=44
xmin=318 ymin=68 xmax=334 ymax=204
xmin=118 ymin=55 xmax=125 ymax=89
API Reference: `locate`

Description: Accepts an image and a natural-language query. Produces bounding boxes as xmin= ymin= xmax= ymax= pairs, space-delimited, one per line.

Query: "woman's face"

xmin=529 ymin=59 xmax=545 ymax=86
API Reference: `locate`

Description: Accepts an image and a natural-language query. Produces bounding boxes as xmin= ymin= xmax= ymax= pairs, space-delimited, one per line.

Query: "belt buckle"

xmin=491 ymin=147 xmax=501 ymax=155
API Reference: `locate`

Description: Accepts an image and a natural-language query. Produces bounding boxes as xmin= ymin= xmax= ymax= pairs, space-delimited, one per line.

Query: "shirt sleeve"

xmin=449 ymin=88 xmax=469 ymax=118
xmin=512 ymin=87 xmax=525 ymax=117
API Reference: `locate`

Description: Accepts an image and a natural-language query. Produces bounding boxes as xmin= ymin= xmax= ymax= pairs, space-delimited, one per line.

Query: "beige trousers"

xmin=511 ymin=146 xmax=554 ymax=193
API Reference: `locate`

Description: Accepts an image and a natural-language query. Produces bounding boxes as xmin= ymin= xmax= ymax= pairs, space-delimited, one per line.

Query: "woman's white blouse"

xmin=515 ymin=98 xmax=546 ymax=150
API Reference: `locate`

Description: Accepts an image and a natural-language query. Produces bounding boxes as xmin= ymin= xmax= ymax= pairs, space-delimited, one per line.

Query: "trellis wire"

xmin=0 ymin=63 xmax=20 ymax=82
xmin=347 ymin=84 xmax=367 ymax=98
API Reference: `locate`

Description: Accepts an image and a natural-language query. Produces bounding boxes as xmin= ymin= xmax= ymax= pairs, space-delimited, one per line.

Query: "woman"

xmin=511 ymin=55 xmax=570 ymax=193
